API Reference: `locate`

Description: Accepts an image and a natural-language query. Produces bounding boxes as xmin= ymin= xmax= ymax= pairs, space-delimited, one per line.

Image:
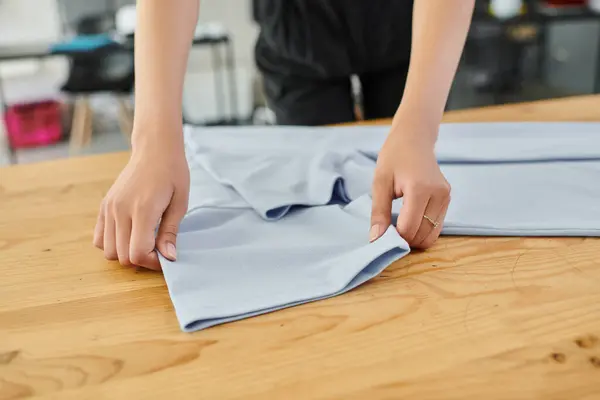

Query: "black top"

xmin=254 ymin=0 xmax=414 ymax=79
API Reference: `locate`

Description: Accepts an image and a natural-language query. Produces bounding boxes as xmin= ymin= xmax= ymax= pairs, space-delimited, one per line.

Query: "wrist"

xmin=131 ymin=102 xmax=183 ymax=139
xmin=130 ymin=120 xmax=185 ymax=157
xmin=390 ymin=105 xmax=440 ymax=150
xmin=398 ymin=95 xmax=444 ymax=123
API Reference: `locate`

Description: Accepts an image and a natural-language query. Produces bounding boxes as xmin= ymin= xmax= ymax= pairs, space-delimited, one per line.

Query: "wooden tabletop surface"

xmin=1 ymin=95 xmax=600 ymax=400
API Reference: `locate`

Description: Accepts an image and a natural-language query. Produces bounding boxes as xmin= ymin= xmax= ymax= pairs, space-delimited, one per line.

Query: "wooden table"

xmin=1 ymin=95 xmax=600 ymax=399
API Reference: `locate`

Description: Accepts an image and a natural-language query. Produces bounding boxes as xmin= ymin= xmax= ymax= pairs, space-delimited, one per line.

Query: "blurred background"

xmin=0 ymin=0 xmax=599 ymax=165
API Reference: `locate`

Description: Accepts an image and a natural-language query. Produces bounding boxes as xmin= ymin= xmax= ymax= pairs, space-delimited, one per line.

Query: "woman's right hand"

xmin=93 ymin=133 xmax=190 ymax=270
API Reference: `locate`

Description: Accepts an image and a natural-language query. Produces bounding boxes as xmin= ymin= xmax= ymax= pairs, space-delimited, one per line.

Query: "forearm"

xmin=398 ymin=0 xmax=475 ymax=132
xmin=132 ymin=0 xmax=200 ymax=147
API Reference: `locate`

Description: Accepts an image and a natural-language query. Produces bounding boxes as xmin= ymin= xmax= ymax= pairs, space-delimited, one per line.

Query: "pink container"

xmin=4 ymin=100 xmax=62 ymax=149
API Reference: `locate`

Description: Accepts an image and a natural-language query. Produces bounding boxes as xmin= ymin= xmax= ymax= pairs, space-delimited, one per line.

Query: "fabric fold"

xmin=439 ymin=160 xmax=600 ymax=236
xmin=161 ymin=196 xmax=410 ymax=332
xmin=192 ymin=146 xmax=374 ymax=220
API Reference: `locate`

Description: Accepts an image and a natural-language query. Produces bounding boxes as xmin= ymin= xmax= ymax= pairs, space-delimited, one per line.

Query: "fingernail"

xmin=166 ymin=242 xmax=177 ymax=260
xmin=369 ymin=225 xmax=380 ymax=242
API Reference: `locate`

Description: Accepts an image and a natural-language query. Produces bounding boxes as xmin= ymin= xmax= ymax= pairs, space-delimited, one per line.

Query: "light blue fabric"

xmin=162 ymin=196 xmax=408 ymax=331
xmin=160 ymin=122 xmax=600 ymax=332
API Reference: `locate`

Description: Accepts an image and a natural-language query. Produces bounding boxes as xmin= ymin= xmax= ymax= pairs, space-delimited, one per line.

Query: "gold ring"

xmin=423 ymin=215 xmax=439 ymax=228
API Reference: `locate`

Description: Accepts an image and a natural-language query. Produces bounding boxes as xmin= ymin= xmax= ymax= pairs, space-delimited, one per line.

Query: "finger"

xmin=370 ymin=172 xmax=394 ymax=242
xmin=116 ymin=215 xmax=132 ymax=266
xmin=93 ymin=202 xmax=106 ymax=249
xmin=412 ymin=194 xmax=449 ymax=247
xmin=130 ymin=207 xmax=162 ymax=271
xmin=417 ymin=198 xmax=450 ymax=249
xmin=103 ymin=211 xmax=118 ymax=261
xmin=156 ymin=190 xmax=188 ymax=261
xmin=395 ymin=186 xmax=429 ymax=243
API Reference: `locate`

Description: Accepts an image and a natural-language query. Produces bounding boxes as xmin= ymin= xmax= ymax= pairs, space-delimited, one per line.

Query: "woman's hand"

xmin=369 ymin=112 xmax=451 ymax=249
xmin=93 ymin=132 xmax=190 ymax=270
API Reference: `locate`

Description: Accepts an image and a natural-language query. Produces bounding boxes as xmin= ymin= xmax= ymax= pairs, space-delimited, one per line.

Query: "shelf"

xmin=536 ymin=4 xmax=600 ymax=19
xmin=473 ymin=4 xmax=600 ymax=25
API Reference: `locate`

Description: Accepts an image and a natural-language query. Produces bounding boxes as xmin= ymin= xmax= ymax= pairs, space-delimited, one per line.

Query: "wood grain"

xmin=1 ymin=95 xmax=600 ymax=399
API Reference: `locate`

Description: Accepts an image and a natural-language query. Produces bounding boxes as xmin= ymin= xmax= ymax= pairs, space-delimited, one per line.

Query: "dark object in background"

xmin=252 ymin=0 xmax=261 ymax=23
xmin=60 ymin=12 xmax=135 ymax=151
xmin=75 ymin=13 xmax=116 ymax=35
xmin=61 ymin=44 xmax=134 ymax=94
xmin=544 ymin=0 xmax=586 ymax=5
xmin=464 ymin=22 xmax=539 ymax=94
xmin=62 ymin=13 xmax=132 ymax=93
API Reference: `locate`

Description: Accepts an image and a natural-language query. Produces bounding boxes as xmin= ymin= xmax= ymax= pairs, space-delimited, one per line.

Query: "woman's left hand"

xmin=369 ymin=111 xmax=451 ymax=249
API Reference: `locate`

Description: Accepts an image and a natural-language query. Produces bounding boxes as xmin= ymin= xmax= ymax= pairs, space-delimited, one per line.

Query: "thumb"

xmin=156 ymin=191 xmax=187 ymax=261
xmin=370 ymin=173 xmax=394 ymax=242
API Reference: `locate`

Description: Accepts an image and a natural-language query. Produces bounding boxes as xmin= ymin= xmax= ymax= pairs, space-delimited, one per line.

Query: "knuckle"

xmin=130 ymin=248 xmax=148 ymax=266
xmin=370 ymin=211 xmax=386 ymax=221
xmin=370 ymin=206 xmax=389 ymax=220
xmin=405 ymin=181 xmax=425 ymax=195
xmin=110 ymin=196 xmax=128 ymax=214
xmin=435 ymin=186 xmax=450 ymax=198
xmin=145 ymin=262 xmax=162 ymax=272
xmin=160 ymin=224 xmax=180 ymax=235
xmin=441 ymin=182 xmax=452 ymax=195
xmin=408 ymin=180 xmax=451 ymax=198
xmin=372 ymin=172 xmax=392 ymax=189
xmin=395 ymin=225 xmax=410 ymax=238
xmin=105 ymin=197 xmax=117 ymax=213
xmin=159 ymin=231 xmax=178 ymax=244
xmin=99 ymin=199 xmax=107 ymax=213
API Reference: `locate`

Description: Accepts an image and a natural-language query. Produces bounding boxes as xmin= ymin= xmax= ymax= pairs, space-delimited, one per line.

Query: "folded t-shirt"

xmin=160 ymin=122 xmax=600 ymax=332
xmin=185 ymin=123 xmax=600 ymax=235
xmin=184 ymin=122 xmax=600 ymax=165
